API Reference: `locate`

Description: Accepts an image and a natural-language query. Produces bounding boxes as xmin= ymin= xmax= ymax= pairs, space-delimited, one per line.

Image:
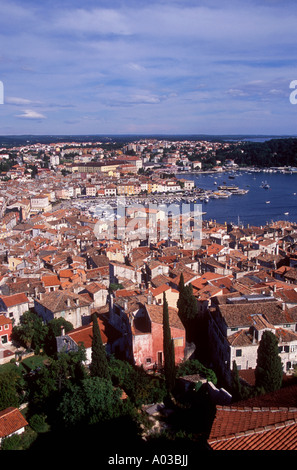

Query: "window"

xmin=157 ymin=351 xmax=163 ymax=366
xmin=236 ymin=349 xmax=242 ymax=357
xmin=173 ymin=337 xmax=184 ymax=347
xmin=4 ymin=324 xmax=8 ymax=330
xmin=1 ymin=335 xmax=7 ymax=344
xmin=146 ymin=358 xmax=152 ymax=364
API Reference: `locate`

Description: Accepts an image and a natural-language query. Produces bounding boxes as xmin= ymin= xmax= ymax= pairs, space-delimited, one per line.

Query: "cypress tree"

xmin=177 ymin=272 xmax=187 ymax=325
xmin=90 ymin=313 xmax=110 ymax=380
xmin=255 ymin=330 xmax=283 ymax=393
xmin=163 ymin=293 xmax=175 ymax=395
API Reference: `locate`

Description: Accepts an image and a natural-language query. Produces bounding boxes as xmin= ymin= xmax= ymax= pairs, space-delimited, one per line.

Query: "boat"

xmin=217 ymin=185 xmax=239 ymax=191
xmin=261 ymin=181 xmax=270 ymax=189
xmin=266 ymin=201 xmax=270 ymax=204
xmin=284 ymin=212 xmax=289 ymax=215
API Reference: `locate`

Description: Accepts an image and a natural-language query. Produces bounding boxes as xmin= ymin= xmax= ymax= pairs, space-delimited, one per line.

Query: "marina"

xmin=69 ymin=169 xmax=297 ymax=228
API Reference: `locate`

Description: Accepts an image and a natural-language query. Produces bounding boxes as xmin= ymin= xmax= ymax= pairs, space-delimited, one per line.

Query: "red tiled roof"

xmin=0 ymin=407 xmax=28 ymax=438
xmin=0 ymin=293 xmax=29 ymax=307
xmin=210 ymin=419 xmax=297 ymax=450
xmin=208 ymin=405 xmax=297 ymax=450
xmin=67 ymin=315 xmax=121 ymax=347
xmin=41 ymin=275 xmax=61 ymax=287
xmin=0 ymin=315 xmax=12 ymax=327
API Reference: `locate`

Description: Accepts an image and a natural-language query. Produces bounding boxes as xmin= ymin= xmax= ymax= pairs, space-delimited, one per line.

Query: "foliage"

xmin=177 ymin=274 xmax=198 ymax=326
xmin=57 ymin=377 xmax=125 ymax=428
xmin=29 ymin=413 xmax=49 ymax=433
xmin=26 ymin=348 xmax=87 ymax=415
xmin=109 ymin=282 xmax=124 ymax=291
xmin=163 ymin=293 xmax=176 ymax=395
xmin=214 ymin=138 xmax=297 ymax=168
xmin=0 ymin=370 xmax=22 ymax=410
xmin=108 ymin=356 xmax=134 ymax=387
xmin=1 ymin=433 xmax=23 ymax=450
xmin=176 ymin=359 xmax=217 ymax=385
xmin=108 ymin=356 xmax=166 ymax=406
xmin=12 ymin=310 xmax=47 ymax=351
xmin=43 ymin=317 xmax=73 ymax=357
xmin=90 ymin=313 xmax=110 ymax=380
xmin=255 ymin=331 xmax=283 ymax=393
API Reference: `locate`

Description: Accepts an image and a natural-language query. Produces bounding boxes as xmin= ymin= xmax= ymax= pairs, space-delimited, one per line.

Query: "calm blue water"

xmin=177 ymin=171 xmax=297 ymax=227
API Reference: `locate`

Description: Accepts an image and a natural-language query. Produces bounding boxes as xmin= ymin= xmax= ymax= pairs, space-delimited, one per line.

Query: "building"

xmin=34 ymin=291 xmax=92 ymax=328
xmin=56 ymin=314 xmax=122 ymax=363
xmin=132 ymin=302 xmax=186 ymax=370
xmin=0 ymin=407 xmax=28 ymax=447
xmin=0 ymin=293 xmax=30 ymax=326
xmin=0 ymin=315 xmax=12 ymax=345
xmin=208 ymin=293 xmax=297 ymax=385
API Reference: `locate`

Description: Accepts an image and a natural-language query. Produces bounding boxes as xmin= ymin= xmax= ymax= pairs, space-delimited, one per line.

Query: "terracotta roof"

xmin=35 ymin=291 xmax=91 ymax=313
xmin=0 ymin=293 xmax=29 ymax=307
xmin=67 ymin=315 xmax=121 ymax=346
xmin=145 ymin=303 xmax=184 ymax=330
xmin=208 ymin=405 xmax=297 ymax=450
xmin=0 ymin=315 xmax=12 ymax=327
xmin=0 ymin=407 xmax=28 ymax=438
xmin=41 ymin=275 xmax=61 ymax=287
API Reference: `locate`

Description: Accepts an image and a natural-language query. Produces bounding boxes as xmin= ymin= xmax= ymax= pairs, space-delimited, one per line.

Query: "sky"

xmin=1 ymin=0 xmax=297 ymax=136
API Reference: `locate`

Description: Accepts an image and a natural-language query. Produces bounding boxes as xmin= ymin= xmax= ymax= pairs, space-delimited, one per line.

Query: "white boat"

xmin=261 ymin=181 xmax=270 ymax=189
xmin=266 ymin=201 xmax=270 ymax=204
xmin=284 ymin=212 xmax=289 ymax=215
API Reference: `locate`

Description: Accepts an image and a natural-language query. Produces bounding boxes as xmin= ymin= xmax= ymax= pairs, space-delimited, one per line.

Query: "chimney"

xmin=66 ymin=298 xmax=71 ymax=307
xmin=61 ymin=326 xmax=65 ymax=336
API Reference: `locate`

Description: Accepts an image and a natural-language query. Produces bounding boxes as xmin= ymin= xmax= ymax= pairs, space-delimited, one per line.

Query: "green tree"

xmin=58 ymin=377 xmax=124 ymax=428
xmin=12 ymin=311 xmax=47 ymax=351
xmin=27 ymin=349 xmax=87 ymax=416
xmin=90 ymin=313 xmax=110 ymax=380
xmin=176 ymin=359 xmax=217 ymax=385
xmin=0 ymin=370 xmax=21 ymax=410
xmin=177 ymin=274 xmax=198 ymax=326
xmin=44 ymin=317 xmax=73 ymax=357
xmin=255 ymin=331 xmax=283 ymax=393
xmin=163 ymin=293 xmax=175 ymax=396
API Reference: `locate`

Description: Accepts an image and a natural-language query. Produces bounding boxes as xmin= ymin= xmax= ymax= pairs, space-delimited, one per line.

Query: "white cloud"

xmin=6 ymin=96 xmax=42 ymax=105
xmin=15 ymin=109 xmax=46 ymax=119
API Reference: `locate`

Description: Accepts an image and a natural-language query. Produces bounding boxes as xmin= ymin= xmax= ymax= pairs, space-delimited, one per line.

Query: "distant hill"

xmin=0 ymin=134 xmax=296 ymax=149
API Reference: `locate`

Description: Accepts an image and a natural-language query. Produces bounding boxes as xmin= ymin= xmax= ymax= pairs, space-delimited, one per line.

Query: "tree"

xmin=163 ymin=293 xmax=175 ymax=396
xmin=255 ymin=331 xmax=283 ymax=393
xmin=44 ymin=317 xmax=73 ymax=357
xmin=0 ymin=370 xmax=21 ymax=410
xmin=58 ymin=377 xmax=124 ymax=428
xmin=12 ymin=311 xmax=47 ymax=351
xmin=177 ymin=274 xmax=198 ymax=326
xmin=90 ymin=313 xmax=110 ymax=380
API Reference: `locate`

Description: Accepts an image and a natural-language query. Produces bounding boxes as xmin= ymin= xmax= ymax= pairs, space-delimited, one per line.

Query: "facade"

xmin=0 ymin=314 xmax=12 ymax=344
xmin=34 ymin=291 xmax=92 ymax=328
xmin=56 ymin=315 xmax=122 ymax=363
xmin=0 ymin=293 xmax=30 ymax=325
xmin=132 ymin=303 xmax=186 ymax=370
xmin=208 ymin=293 xmax=297 ymax=385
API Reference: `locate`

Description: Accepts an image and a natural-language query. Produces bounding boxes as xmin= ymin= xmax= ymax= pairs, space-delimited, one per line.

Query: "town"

xmin=0 ymin=137 xmax=297 ymax=453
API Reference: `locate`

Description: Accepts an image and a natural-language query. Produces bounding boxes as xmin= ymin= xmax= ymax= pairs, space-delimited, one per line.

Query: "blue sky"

xmin=1 ymin=0 xmax=297 ymax=135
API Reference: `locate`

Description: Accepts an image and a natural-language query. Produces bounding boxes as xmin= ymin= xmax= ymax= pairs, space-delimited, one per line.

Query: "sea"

xmin=176 ymin=170 xmax=297 ymax=227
